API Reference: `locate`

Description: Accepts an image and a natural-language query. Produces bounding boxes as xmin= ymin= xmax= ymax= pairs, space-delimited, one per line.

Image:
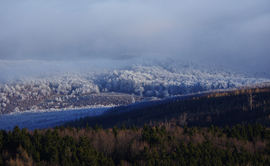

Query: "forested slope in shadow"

xmin=65 ymin=86 xmax=270 ymax=129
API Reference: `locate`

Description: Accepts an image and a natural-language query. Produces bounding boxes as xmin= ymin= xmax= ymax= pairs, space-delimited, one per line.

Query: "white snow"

xmin=0 ymin=58 xmax=270 ymax=115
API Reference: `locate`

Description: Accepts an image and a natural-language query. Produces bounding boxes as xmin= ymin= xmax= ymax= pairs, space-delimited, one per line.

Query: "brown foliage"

xmin=5 ymin=145 xmax=34 ymax=166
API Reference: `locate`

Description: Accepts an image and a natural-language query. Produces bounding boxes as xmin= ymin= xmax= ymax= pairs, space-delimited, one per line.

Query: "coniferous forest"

xmin=1 ymin=86 xmax=270 ymax=165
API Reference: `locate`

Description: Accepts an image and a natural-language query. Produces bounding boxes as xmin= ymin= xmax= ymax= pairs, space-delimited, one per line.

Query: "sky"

xmin=0 ymin=0 xmax=270 ymax=71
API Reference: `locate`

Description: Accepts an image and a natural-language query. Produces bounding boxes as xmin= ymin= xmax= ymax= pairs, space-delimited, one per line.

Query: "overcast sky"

xmin=0 ymin=0 xmax=269 ymax=71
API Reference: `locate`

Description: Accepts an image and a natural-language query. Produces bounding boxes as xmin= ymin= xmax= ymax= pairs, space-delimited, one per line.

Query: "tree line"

xmin=1 ymin=122 xmax=270 ymax=165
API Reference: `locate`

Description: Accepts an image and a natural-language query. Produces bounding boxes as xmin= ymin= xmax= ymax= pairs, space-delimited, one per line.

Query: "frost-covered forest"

xmin=1 ymin=58 xmax=270 ymax=114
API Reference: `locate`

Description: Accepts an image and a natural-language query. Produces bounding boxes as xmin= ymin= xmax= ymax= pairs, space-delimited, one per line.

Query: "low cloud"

xmin=0 ymin=0 xmax=269 ymax=71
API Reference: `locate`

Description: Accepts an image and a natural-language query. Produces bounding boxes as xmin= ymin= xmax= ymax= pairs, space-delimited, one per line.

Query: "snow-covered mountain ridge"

xmin=1 ymin=58 xmax=270 ymax=114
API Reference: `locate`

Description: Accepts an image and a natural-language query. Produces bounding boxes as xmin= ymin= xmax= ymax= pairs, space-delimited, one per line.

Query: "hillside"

xmin=65 ymin=86 xmax=270 ymax=129
xmin=1 ymin=59 xmax=270 ymax=114
xmin=0 ymin=86 xmax=270 ymax=165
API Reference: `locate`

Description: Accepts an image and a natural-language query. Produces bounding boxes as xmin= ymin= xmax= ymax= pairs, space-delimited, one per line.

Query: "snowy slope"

xmin=0 ymin=58 xmax=270 ymax=114
xmin=0 ymin=106 xmax=110 ymax=131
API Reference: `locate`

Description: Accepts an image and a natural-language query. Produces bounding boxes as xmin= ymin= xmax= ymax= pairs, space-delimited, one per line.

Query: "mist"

xmin=0 ymin=0 xmax=270 ymax=71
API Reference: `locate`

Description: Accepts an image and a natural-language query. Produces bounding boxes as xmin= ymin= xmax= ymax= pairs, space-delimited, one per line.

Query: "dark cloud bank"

xmin=0 ymin=0 xmax=270 ymax=71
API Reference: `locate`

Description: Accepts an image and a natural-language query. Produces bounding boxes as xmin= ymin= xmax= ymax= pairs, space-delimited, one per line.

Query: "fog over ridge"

xmin=0 ymin=0 xmax=270 ymax=71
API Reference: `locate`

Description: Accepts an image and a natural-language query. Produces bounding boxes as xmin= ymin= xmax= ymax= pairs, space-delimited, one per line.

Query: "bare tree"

xmin=247 ymin=92 xmax=256 ymax=110
xmin=179 ymin=112 xmax=187 ymax=126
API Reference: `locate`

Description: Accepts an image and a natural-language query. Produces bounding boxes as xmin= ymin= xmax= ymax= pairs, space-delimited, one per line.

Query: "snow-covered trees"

xmin=97 ymin=63 xmax=269 ymax=97
xmin=0 ymin=59 xmax=269 ymax=114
